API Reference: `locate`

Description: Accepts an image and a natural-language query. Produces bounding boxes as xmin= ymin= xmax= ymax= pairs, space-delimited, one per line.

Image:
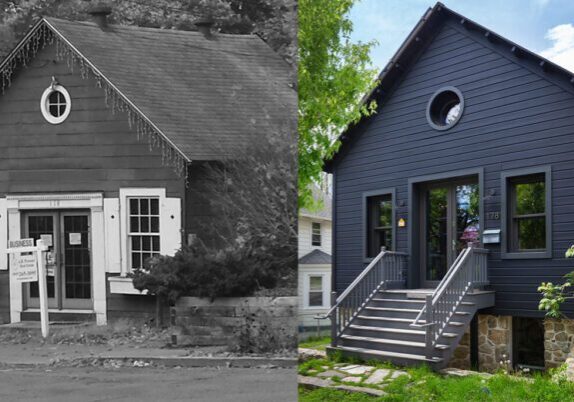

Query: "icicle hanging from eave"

xmin=0 ymin=21 xmax=189 ymax=180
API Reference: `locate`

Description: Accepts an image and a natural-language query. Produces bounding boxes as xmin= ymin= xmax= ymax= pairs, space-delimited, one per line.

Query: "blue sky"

xmin=349 ymin=0 xmax=574 ymax=72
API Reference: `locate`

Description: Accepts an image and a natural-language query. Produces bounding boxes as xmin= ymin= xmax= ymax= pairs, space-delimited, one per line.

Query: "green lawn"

xmin=299 ymin=336 xmax=331 ymax=351
xmin=299 ymin=360 xmax=574 ymax=402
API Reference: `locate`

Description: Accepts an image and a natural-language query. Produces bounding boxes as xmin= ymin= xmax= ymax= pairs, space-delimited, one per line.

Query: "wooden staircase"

xmin=324 ymin=247 xmax=495 ymax=369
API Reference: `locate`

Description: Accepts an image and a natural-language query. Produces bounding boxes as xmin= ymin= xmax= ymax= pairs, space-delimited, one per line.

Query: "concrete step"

xmin=329 ymin=345 xmax=443 ymax=367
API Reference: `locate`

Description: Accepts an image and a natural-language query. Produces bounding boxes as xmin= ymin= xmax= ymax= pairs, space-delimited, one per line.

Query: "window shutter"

xmin=104 ymin=198 xmax=121 ymax=273
xmin=160 ymin=197 xmax=182 ymax=256
xmin=0 ymin=198 xmax=6 ymax=270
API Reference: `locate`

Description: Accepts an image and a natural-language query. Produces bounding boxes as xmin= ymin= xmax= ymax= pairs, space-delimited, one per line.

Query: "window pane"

xmin=131 ymin=236 xmax=141 ymax=251
xmin=517 ymin=217 xmax=546 ymax=250
xmin=378 ymin=199 xmax=393 ymax=227
xmin=130 ymin=198 xmax=139 ymax=215
xmin=142 ymin=236 xmax=151 ymax=251
xmin=309 ymin=276 xmax=322 ymax=291
xmin=367 ymin=194 xmax=393 ymax=257
xmin=140 ymin=198 xmax=149 ymax=215
xmin=152 ymin=236 xmax=160 ymax=252
xmin=151 ymin=199 xmax=159 ymax=215
xmin=140 ymin=217 xmax=149 ymax=233
xmin=309 ymin=291 xmax=323 ymax=307
xmin=151 ymin=217 xmax=159 ymax=233
xmin=129 ymin=217 xmax=139 ymax=233
xmin=131 ymin=252 xmax=141 ymax=269
xmin=515 ymin=181 xmax=545 ymax=215
xmin=49 ymin=104 xmax=59 ymax=117
xmin=48 ymin=91 xmax=60 ymax=104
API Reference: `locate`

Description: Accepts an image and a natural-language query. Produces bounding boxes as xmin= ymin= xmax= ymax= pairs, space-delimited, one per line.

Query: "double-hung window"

xmin=128 ymin=197 xmax=161 ymax=270
xmin=365 ymin=191 xmax=394 ymax=258
xmin=502 ymin=167 xmax=551 ymax=258
xmin=307 ymin=275 xmax=324 ymax=307
xmin=311 ymin=222 xmax=322 ymax=247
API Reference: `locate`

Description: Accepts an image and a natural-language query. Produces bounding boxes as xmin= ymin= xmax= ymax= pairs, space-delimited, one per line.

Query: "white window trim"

xmin=311 ymin=221 xmax=322 ymax=248
xmin=40 ymin=84 xmax=71 ymax=124
xmin=119 ymin=188 xmax=166 ymax=277
xmin=302 ymin=271 xmax=329 ymax=309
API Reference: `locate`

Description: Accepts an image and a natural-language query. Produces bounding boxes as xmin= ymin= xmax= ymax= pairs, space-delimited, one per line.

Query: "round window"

xmin=426 ymin=86 xmax=464 ymax=130
xmin=40 ymin=84 xmax=71 ymax=124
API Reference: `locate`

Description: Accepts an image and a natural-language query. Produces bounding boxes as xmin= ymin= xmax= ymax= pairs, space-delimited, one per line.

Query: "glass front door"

xmin=24 ymin=211 xmax=92 ymax=310
xmin=421 ymin=180 xmax=479 ymax=287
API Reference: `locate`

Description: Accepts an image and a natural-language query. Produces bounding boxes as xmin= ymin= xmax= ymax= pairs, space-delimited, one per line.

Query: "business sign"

xmin=11 ymin=254 xmax=37 ymax=282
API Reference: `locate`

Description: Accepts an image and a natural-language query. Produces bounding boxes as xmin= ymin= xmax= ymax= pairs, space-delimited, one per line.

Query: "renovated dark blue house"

xmin=325 ymin=3 xmax=574 ymax=371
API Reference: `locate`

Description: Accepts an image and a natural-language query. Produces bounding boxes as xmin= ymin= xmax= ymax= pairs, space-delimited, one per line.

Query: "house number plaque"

xmin=487 ymin=212 xmax=500 ymax=220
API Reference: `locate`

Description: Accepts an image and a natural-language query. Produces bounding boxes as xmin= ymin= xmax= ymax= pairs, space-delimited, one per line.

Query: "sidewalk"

xmin=0 ymin=343 xmax=297 ymax=368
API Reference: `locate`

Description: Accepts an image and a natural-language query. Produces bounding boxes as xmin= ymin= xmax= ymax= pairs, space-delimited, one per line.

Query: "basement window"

xmin=40 ymin=84 xmax=71 ymax=124
xmin=426 ymin=86 xmax=464 ymax=130
xmin=513 ymin=317 xmax=545 ymax=371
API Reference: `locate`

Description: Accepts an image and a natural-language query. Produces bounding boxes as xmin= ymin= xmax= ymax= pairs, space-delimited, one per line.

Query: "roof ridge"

xmin=43 ymin=16 xmax=259 ymax=39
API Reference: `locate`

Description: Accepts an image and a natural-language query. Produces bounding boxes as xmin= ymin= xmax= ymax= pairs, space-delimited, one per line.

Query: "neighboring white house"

xmin=298 ymin=187 xmax=332 ymax=337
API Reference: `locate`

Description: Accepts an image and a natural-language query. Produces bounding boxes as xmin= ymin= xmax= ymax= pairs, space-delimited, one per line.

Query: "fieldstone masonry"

xmin=478 ymin=314 xmax=512 ymax=372
xmin=544 ymin=318 xmax=574 ymax=368
xmin=447 ymin=326 xmax=471 ymax=370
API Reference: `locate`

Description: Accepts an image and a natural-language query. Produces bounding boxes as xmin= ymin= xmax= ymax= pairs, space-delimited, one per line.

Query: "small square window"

xmin=312 ymin=222 xmax=321 ymax=247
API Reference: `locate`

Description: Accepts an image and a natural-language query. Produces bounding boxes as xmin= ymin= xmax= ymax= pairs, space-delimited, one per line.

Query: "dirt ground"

xmin=0 ymin=365 xmax=297 ymax=402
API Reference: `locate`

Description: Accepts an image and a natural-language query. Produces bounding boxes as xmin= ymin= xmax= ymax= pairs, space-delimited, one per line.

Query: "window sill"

xmin=108 ymin=276 xmax=148 ymax=295
xmin=500 ymin=251 xmax=552 ymax=260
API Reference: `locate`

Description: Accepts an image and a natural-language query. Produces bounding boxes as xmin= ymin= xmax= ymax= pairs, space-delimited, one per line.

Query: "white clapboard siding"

xmin=0 ymin=198 xmax=6 ymax=270
xmin=104 ymin=198 xmax=121 ymax=273
xmin=160 ymin=197 xmax=182 ymax=256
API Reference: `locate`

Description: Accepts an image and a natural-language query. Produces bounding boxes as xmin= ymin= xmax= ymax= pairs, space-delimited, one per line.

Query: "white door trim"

xmin=6 ymin=193 xmax=107 ymax=325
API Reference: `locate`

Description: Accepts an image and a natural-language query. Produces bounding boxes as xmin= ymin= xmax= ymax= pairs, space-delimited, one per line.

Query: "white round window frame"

xmin=426 ymin=86 xmax=464 ymax=131
xmin=40 ymin=85 xmax=71 ymax=125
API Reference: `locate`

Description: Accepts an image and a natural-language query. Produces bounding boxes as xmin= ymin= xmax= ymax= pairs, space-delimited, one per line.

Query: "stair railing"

xmin=318 ymin=249 xmax=408 ymax=347
xmin=410 ymin=246 xmax=488 ymax=358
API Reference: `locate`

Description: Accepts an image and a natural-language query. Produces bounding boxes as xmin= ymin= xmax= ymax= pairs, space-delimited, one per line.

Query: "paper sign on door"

xmin=40 ymin=234 xmax=53 ymax=247
xmin=69 ymin=233 xmax=82 ymax=245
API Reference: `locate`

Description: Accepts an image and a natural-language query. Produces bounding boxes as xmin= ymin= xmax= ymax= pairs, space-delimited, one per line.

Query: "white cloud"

xmin=540 ymin=23 xmax=574 ymax=73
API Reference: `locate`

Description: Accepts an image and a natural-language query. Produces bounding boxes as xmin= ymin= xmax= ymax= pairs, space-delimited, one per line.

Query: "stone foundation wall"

xmin=173 ymin=296 xmax=297 ymax=350
xmin=544 ymin=318 xmax=574 ymax=368
xmin=448 ymin=326 xmax=471 ymax=369
xmin=478 ymin=314 xmax=512 ymax=372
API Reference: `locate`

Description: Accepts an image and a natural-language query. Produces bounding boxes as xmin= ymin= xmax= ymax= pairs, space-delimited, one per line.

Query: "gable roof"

xmin=1 ymin=17 xmax=295 ymax=167
xmin=325 ymin=2 xmax=574 ymax=171
xmin=299 ymin=249 xmax=331 ymax=265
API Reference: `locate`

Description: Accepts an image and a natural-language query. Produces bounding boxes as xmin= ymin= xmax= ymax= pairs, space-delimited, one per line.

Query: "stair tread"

xmin=373 ymin=298 xmax=476 ymax=306
xmin=357 ymin=315 xmax=466 ymax=326
xmin=349 ymin=324 xmax=458 ymax=338
xmin=365 ymin=307 xmax=422 ymax=313
xmin=335 ymin=345 xmax=444 ymax=362
xmin=341 ymin=334 xmax=450 ymax=350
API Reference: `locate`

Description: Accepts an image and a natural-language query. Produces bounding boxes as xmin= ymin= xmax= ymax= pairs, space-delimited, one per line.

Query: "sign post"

xmin=7 ymin=238 xmax=49 ymax=338
xmin=35 ymin=239 xmax=49 ymax=338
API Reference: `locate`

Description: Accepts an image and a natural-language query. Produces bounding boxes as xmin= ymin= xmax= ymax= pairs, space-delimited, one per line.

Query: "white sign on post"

xmin=6 ymin=238 xmax=49 ymax=338
xmin=11 ymin=253 xmax=37 ymax=283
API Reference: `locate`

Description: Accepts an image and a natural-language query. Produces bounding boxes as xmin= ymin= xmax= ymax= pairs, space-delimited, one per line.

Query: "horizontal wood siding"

xmin=333 ymin=20 xmax=574 ymax=316
xmin=0 ymin=44 xmax=184 ymax=198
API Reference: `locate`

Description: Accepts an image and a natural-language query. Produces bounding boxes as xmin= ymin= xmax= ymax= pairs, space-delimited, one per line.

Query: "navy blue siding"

xmin=332 ymin=20 xmax=574 ymax=317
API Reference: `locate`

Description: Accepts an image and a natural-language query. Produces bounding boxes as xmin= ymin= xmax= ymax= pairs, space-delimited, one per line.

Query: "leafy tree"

xmin=538 ymin=245 xmax=574 ymax=318
xmin=298 ymin=0 xmax=378 ymax=209
xmin=0 ymin=0 xmax=296 ymax=63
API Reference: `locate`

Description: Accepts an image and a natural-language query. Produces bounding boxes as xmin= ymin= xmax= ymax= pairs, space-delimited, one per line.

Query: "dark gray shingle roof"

xmin=299 ymin=249 xmax=332 ymax=265
xmin=45 ymin=17 xmax=296 ymax=161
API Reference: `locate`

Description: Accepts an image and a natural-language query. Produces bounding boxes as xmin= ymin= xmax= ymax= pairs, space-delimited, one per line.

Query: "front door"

xmin=420 ymin=179 xmax=479 ymax=287
xmin=24 ymin=211 xmax=92 ymax=310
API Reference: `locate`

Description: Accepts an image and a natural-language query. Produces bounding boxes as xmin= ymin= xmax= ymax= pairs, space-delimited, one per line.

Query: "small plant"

xmin=538 ymin=245 xmax=574 ymax=318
